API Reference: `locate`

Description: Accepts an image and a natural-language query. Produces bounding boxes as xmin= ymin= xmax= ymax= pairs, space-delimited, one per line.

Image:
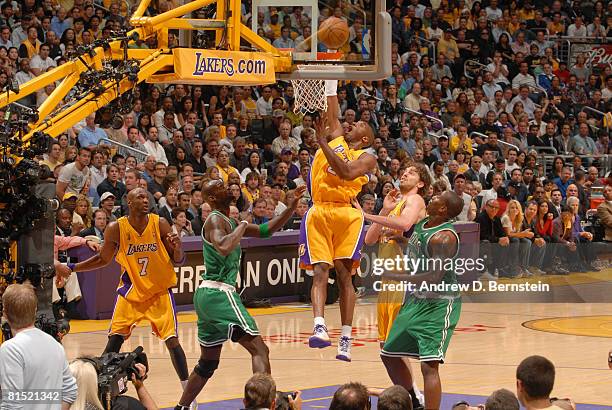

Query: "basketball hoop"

xmin=291 ymin=77 xmax=327 ymax=114
xmin=290 ymin=53 xmax=344 ymax=113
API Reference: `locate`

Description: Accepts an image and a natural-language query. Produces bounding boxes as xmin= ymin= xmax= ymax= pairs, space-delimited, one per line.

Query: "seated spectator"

xmin=516 ymin=355 xmax=570 ymax=410
xmin=522 ymin=201 xmax=546 ymax=275
xmin=330 ymin=382 xmax=370 ymax=410
xmin=243 ymin=373 xmax=276 ymax=410
xmin=552 ymin=205 xmax=581 ymax=272
xmin=485 ymin=388 xmax=520 ymax=410
xmin=97 ymin=163 xmax=127 ymax=201
xmin=477 ymin=199 xmax=513 ymax=278
xmin=79 ymin=208 xmax=108 ymax=242
xmin=171 ymin=207 xmax=194 ymax=237
xmin=191 ymin=202 xmax=212 ymax=238
xmin=567 ymin=196 xmax=597 ymax=271
xmin=378 ymin=385 xmax=413 ymax=410
xmin=501 ymin=199 xmax=532 ymax=276
xmin=252 ymin=198 xmax=269 ymax=224
xmin=0 ymin=284 xmax=78 ymax=408
xmin=597 ymin=185 xmax=612 ymax=242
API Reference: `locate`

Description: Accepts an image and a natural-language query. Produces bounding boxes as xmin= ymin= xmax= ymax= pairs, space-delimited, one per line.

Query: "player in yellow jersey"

xmin=70 ymin=187 xmax=196 ymax=409
xmin=299 ymin=80 xmax=377 ymax=361
xmin=357 ymin=162 xmax=430 ymax=410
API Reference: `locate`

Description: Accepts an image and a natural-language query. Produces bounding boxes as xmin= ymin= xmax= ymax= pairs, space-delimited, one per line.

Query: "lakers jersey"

xmin=116 ymin=214 xmax=177 ymax=302
xmin=310 ymin=136 xmax=369 ymax=204
xmin=378 ymin=199 xmax=406 ymax=260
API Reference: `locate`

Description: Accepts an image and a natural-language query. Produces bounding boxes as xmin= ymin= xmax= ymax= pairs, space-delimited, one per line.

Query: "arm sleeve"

xmin=55 ymin=235 xmax=88 ymax=251
xmin=0 ymin=343 xmax=26 ymax=409
xmin=60 ymin=358 xmax=78 ymax=404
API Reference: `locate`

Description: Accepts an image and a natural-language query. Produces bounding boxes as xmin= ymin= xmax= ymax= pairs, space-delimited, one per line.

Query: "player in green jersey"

xmin=174 ymin=180 xmax=306 ymax=410
xmin=378 ymin=190 xmax=464 ymax=410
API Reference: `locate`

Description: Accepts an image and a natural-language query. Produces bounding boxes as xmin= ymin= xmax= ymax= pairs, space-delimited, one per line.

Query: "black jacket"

xmin=476 ymin=210 xmax=506 ymax=243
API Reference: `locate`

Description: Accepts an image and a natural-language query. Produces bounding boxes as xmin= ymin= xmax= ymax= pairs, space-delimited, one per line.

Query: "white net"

xmin=291 ymin=79 xmax=327 ymax=113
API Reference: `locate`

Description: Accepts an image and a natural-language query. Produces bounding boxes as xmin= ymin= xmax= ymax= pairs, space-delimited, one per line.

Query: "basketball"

xmin=318 ymin=17 xmax=350 ymax=50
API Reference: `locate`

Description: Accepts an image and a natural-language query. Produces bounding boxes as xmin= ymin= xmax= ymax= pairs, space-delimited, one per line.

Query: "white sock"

xmin=324 ymin=80 xmax=338 ymax=97
xmin=314 ymin=316 xmax=325 ymax=327
xmin=341 ymin=325 xmax=352 ymax=338
xmin=412 ymin=382 xmax=422 ymax=399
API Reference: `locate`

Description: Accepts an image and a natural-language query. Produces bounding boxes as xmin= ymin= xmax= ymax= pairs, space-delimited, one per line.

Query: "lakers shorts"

xmin=381 ymin=297 xmax=461 ymax=362
xmin=299 ymin=204 xmax=365 ymax=270
xmin=377 ymin=283 xmax=406 ymax=342
xmin=110 ymin=289 xmax=178 ymax=341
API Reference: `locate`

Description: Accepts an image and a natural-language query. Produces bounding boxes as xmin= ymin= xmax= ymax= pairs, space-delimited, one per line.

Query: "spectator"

xmin=144 ymin=126 xmax=169 ymax=165
xmin=97 ymin=163 xmax=127 ymax=201
xmin=485 ymin=389 xmax=520 ymax=410
xmin=243 ymin=373 xmax=278 ymax=410
xmin=516 ymin=355 xmax=569 ymax=410
xmin=329 ymin=382 xmax=370 ymax=410
xmin=78 ymin=114 xmax=108 ymax=149
xmin=0 ymin=284 xmax=78 ymax=408
xmin=377 ymin=385 xmax=412 ymax=410
xmin=79 ymin=208 xmax=107 ymax=242
xmin=501 ymin=199 xmax=533 ymax=276
xmin=597 ymin=185 xmax=612 ymax=242
xmin=171 ymin=207 xmax=194 ymax=237
xmin=477 ymin=199 xmax=512 ymax=277
xmin=56 ymin=147 xmax=91 ymax=200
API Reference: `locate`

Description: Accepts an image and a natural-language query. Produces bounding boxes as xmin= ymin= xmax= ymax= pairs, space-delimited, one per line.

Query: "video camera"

xmin=1 ymin=313 xmax=69 ymax=344
xmin=81 ymin=346 xmax=149 ymax=410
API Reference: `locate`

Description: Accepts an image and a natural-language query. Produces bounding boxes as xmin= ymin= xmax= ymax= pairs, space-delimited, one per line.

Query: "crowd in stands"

xmin=19 ymin=0 xmax=608 ymax=282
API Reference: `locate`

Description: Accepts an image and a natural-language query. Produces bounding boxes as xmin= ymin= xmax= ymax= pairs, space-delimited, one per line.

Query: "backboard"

xmin=251 ymin=0 xmax=391 ymax=80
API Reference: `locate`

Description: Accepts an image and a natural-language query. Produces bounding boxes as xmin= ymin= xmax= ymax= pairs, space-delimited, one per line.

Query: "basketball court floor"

xmin=63 ymin=269 xmax=612 ymax=409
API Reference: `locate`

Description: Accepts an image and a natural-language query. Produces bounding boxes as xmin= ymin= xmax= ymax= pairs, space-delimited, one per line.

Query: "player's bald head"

xmin=127 ymin=187 xmax=146 ymax=201
xmin=441 ymin=191 xmax=464 ymax=219
xmin=201 ymin=179 xmax=224 ymax=198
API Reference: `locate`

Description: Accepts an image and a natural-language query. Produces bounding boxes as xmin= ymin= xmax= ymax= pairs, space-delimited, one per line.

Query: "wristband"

xmin=259 ymin=222 xmax=271 ymax=238
xmin=67 ymin=263 xmax=76 ymax=273
xmin=240 ymin=220 xmax=249 ymax=226
xmin=324 ymin=80 xmax=338 ymax=97
xmin=173 ymin=254 xmax=186 ymax=265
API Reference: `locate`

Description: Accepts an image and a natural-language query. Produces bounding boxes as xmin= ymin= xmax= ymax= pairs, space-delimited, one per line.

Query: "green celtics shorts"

xmin=381 ymin=297 xmax=461 ymax=362
xmin=194 ymin=287 xmax=259 ymax=347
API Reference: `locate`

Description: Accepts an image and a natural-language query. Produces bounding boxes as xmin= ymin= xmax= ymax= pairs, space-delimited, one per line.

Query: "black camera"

xmin=275 ymin=391 xmax=299 ymax=410
xmin=83 ymin=346 xmax=149 ymax=410
xmin=1 ymin=313 xmax=69 ymax=343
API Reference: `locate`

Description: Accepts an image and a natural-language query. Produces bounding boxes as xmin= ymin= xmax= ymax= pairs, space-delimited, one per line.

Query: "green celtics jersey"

xmin=201 ymin=210 xmax=242 ymax=285
xmin=405 ymin=217 xmax=460 ymax=297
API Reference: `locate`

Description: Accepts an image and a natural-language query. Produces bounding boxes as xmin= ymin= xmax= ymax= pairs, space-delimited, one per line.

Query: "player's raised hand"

xmin=314 ymin=115 xmax=330 ymax=143
xmin=382 ymin=188 xmax=401 ymax=211
xmin=290 ymin=185 xmax=307 ymax=205
xmin=166 ymin=232 xmax=181 ymax=248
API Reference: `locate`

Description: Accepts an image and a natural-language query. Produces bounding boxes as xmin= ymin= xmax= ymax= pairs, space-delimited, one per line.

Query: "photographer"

xmin=0 ymin=283 xmax=77 ymax=409
xmin=69 ymin=359 xmax=158 ymax=410
xmin=242 ymin=373 xmax=301 ymax=410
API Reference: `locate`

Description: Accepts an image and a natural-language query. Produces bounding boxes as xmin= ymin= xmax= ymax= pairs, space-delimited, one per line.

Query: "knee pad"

xmin=194 ymin=359 xmax=219 ymax=379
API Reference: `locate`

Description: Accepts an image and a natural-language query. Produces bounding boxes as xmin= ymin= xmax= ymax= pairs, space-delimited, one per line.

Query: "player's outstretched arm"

xmin=73 ymin=222 xmax=120 ymax=272
xmin=325 ymin=80 xmax=343 ymax=139
xmin=244 ymin=186 xmax=307 ymax=237
xmin=207 ymin=213 xmax=248 ymax=256
xmin=159 ymin=217 xmax=185 ymax=264
xmin=381 ymin=230 xmax=457 ymax=284
xmin=359 ymin=194 xmax=426 ymax=233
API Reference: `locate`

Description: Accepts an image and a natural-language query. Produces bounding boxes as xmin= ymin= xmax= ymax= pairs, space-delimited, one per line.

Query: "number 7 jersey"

xmin=116 ymin=214 xmax=177 ymax=302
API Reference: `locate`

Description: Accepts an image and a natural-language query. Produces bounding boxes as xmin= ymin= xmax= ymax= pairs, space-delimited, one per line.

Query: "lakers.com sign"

xmin=173 ymin=49 xmax=276 ymax=85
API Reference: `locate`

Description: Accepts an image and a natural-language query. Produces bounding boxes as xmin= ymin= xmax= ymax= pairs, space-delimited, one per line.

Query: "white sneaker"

xmin=336 ymin=336 xmax=352 ymax=362
xmin=308 ymin=324 xmax=331 ymax=348
xmin=479 ymin=271 xmax=498 ymax=281
xmin=189 ymin=401 xmax=198 ymax=410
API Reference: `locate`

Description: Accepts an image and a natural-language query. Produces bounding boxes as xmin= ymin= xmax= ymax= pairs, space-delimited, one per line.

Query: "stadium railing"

xmin=98 ymin=138 xmax=149 ymax=163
